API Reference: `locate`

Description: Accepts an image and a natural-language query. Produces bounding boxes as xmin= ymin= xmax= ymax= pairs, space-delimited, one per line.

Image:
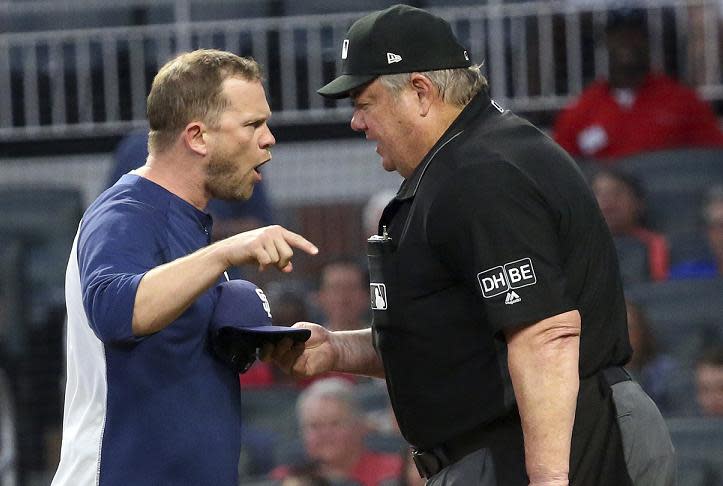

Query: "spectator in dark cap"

xmin=554 ymin=8 xmax=723 ymax=161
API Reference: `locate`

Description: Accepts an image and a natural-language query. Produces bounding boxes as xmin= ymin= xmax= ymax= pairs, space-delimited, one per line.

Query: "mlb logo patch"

xmin=370 ymin=283 xmax=388 ymax=310
xmin=477 ymin=258 xmax=537 ymax=299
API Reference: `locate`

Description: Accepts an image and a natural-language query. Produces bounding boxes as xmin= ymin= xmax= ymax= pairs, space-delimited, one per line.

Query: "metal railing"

xmin=0 ymin=0 xmax=721 ymax=141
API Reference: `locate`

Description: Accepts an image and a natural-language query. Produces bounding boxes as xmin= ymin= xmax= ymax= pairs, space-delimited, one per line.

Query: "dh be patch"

xmin=370 ymin=283 xmax=388 ymax=310
xmin=477 ymin=258 xmax=537 ymax=298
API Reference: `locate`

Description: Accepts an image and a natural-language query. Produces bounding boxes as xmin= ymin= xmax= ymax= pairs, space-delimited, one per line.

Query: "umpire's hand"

xmin=261 ymin=322 xmax=336 ymax=377
xmin=217 ymin=225 xmax=318 ymax=272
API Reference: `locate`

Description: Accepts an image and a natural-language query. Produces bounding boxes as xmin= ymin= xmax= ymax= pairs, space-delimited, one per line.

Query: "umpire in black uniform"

xmin=270 ymin=5 xmax=675 ymax=485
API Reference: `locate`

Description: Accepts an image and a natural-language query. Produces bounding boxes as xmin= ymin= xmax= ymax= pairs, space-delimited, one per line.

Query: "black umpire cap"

xmin=317 ymin=4 xmax=472 ymax=99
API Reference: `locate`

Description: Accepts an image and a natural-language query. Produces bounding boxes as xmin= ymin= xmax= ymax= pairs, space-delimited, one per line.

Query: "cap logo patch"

xmin=464 ymin=50 xmax=469 ymax=61
xmin=254 ymin=288 xmax=272 ymax=318
xmin=342 ymin=39 xmax=350 ymax=59
xmin=370 ymin=283 xmax=388 ymax=310
xmin=386 ymin=52 xmax=402 ymax=64
xmin=477 ymin=258 xmax=537 ymax=299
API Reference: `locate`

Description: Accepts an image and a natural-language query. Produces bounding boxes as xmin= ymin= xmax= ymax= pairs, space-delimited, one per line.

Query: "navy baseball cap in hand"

xmin=209 ymin=280 xmax=311 ymax=373
xmin=318 ymin=4 xmax=471 ymax=99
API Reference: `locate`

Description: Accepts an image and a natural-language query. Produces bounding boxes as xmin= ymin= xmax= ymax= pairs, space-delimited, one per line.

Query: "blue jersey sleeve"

xmin=78 ymin=198 xmax=167 ymax=344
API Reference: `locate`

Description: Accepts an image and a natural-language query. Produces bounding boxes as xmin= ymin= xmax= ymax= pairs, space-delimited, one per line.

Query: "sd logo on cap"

xmin=209 ymin=280 xmax=311 ymax=373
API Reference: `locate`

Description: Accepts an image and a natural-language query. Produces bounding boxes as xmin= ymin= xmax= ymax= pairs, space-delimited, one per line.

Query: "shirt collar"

xmin=395 ymin=88 xmax=497 ymax=200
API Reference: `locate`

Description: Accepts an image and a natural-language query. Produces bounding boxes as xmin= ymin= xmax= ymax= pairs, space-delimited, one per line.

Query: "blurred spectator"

xmin=316 ymin=258 xmax=370 ymax=332
xmin=695 ymin=345 xmax=723 ymax=417
xmin=110 ymin=129 xmax=273 ymax=242
xmin=669 ymin=185 xmax=723 ymax=279
xmin=624 ymin=300 xmax=678 ymax=414
xmin=271 ymin=378 xmax=402 ymax=486
xmin=280 ymin=464 xmax=332 ymax=486
xmin=293 ymin=259 xmax=371 ymax=388
xmin=362 ymin=189 xmax=397 ymax=238
xmin=553 ymin=8 xmax=723 ymax=161
xmin=591 ymin=168 xmax=669 ymax=283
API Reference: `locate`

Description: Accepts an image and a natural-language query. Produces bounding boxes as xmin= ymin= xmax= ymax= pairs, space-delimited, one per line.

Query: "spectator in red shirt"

xmin=553 ymin=8 xmax=723 ymax=161
xmin=591 ymin=169 xmax=669 ymax=283
xmin=271 ymin=378 xmax=402 ymax=486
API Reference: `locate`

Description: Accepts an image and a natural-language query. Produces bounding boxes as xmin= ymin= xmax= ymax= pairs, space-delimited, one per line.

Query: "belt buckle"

xmin=410 ymin=447 xmax=447 ymax=479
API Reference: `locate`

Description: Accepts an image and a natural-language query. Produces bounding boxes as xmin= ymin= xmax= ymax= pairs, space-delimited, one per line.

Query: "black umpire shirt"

xmin=373 ymin=90 xmax=633 ymax=485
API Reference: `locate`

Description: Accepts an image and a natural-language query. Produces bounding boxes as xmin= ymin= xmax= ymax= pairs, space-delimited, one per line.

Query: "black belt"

xmin=411 ymin=422 xmax=489 ymax=479
xmin=410 ymin=366 xmax=631 ymax=479
xmin=411 ymin=413 xmax=519 ymax=479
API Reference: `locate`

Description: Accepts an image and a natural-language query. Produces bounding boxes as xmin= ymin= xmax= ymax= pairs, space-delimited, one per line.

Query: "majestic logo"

xmin=386 ymin=52 xmax=402 ymax=64
xmin=370 ymin=283 xmax=388 ymax=310
xmin=505 ymin=291 xmax=521 ymax=305
xmin=255 ymin=288 xmax=272 ymax=318
xmin=477 ymin=258 xmax=537 ymax=299
xmin=342 ymin=39 xmax=350 ymax=59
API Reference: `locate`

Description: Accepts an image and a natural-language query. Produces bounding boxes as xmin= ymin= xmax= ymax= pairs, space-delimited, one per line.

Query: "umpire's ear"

xmin=182 ymin=120 xmax=208 ymax=156
xmin=409 ymin=73 xmax=436 ymax=118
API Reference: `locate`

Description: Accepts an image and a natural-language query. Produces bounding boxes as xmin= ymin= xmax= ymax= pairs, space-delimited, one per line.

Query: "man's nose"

xmin=260 ymin=125 xmax=276 ymax=149
xmin=350 ymin=111 xmax=365 ymax=132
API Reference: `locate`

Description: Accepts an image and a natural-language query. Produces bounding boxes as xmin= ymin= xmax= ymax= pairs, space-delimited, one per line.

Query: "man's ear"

xmin=182 ymin=121 xmax=208 ymax=156
xmin=410 ymin=73 xmax=436 ymax=117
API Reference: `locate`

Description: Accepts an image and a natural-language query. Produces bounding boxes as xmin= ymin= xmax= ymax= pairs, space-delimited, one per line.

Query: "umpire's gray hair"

xmin=378 ymin=65 xmax=487 ymax=108
xmin=296 ymin=377 xmax=361 ymax=418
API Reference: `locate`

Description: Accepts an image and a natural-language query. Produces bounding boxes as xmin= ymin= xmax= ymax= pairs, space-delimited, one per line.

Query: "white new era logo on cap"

xmin=387 ymin=52 xmax=402 ymax=64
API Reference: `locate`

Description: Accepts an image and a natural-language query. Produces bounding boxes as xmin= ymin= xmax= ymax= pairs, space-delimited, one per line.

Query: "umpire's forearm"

xmin=504 ymin=310 xmax=581 ymax=486
xmin=132 ymin=245 xmax=228 ymax=335
xmin=331 ymin=328 xmax=386 ymax=378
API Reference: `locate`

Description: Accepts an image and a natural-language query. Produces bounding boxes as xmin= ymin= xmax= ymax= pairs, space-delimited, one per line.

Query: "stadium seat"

xmin=668 ymin=229 xmax=713 ymax=268
xmin=0 ymin=186 xmax=83 ymax=312
xmin=677 ymin=456 xmax=721 ymax=486
xmin=667 ymin=417 xmax=723 ymax=486
xmin=615 ymin=149 xmax=723 ymax=193
xmin=614 ymin=236 xmax=651 ymax=287
xmin=644 ymin=188 xmax=706 ymax=234
xmin=241 ymin=387 xmax=301 ymax=441
xmin=0 ymin=369 xmax=17 ymax=486
xmin=0 ymin=237 xmax=26 ymax=359
xmin=614 ymin=149 xmax=723 ymax=234
xmin=625 ymin=278 xmax=723 ymax=327
xmin=625 ymin=279 xmax=723 ymax=362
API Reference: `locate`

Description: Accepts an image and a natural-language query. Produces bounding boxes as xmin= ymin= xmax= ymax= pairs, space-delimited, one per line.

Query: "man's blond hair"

xmin=379 ymin=65 xmax=487 ymax=108
xmin=146 ymin=49 xmax=262 ymax=153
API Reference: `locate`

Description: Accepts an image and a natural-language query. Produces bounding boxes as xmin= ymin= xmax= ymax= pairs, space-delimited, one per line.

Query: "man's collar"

xmin=395 ymin=88 xmax=495 ymax=200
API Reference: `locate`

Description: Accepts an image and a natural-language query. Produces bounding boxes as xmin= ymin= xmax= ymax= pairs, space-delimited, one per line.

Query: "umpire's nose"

xmin=351 ymin=109 xmax=366 ymax=132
